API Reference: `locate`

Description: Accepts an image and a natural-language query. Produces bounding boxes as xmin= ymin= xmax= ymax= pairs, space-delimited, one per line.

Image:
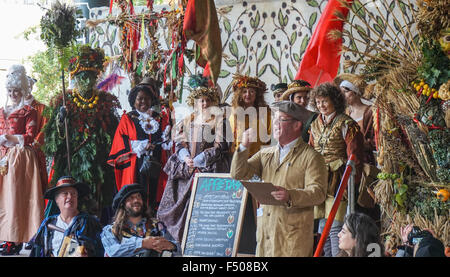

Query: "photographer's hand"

xmin=401 ymin=224 xmax=413 ymax=244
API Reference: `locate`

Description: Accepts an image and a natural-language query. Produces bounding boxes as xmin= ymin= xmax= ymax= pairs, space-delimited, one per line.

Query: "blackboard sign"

xmin=181 ymin=173 xmax=248 ymax=257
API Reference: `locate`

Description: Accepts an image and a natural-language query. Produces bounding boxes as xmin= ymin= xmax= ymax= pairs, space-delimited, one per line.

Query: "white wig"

xmin=6 ymin=64 xmax=30 ymax=95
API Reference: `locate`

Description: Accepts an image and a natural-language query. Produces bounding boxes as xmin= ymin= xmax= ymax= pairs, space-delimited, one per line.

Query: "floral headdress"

xmin=231 ymin=74 xmax=267 ymax=93
xmin=185 ymin=75 xmax=220 ymax=107
xmin=69 ymin=45 xmax=105 ymax=78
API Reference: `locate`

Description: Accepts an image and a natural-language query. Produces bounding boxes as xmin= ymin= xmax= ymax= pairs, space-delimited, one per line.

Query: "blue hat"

xmin=112 ymin=183 xmax=146 ymax=212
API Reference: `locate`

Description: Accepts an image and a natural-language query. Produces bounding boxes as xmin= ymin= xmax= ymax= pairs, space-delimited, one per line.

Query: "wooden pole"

xmin=61 ymin=68 xmax=71 ymax=174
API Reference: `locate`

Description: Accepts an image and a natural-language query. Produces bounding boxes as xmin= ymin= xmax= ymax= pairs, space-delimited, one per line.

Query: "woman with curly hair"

xmin=309 ymin=82 xmax=364 ymax=257
xmin=229 ymin=74 xmax=272 ymax=157
xmin=156 ymin=75 xmax=231 ymax=243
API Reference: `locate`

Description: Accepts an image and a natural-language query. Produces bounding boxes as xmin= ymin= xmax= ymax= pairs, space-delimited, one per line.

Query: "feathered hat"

xmin=280 ymin=79 xmax=312 ymax=101
xmin=5 ymin=64 xmax=30 ymax=94
xmin=185 ymin=74 xmax=220 ymax=107
xmin=335 ymin=73 xmax=367 ymax=97
xmin=69 ymin=45 xmax=105 ymax=78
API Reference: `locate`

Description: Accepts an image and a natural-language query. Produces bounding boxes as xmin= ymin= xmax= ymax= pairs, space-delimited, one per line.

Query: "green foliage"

xmin=417 ymin=39 xmax=450 ymax=89
xmin=429 ymin=129 xmax=450 ymax=183
xmin=407 ymin=185 xmax=450 ymax=221
xmin=40 ymin=1 xmax=80 ymax=50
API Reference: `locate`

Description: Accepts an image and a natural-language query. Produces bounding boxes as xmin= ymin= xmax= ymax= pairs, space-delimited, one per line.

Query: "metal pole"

xmin=347 ymin=159 xmax=356 ymax=215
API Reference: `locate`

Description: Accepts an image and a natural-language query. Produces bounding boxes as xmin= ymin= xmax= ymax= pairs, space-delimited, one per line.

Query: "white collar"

xmin=278 ymin=137 xmax=299 ymax=150
xmin=321 ymin=111 xmax=336 ymax=124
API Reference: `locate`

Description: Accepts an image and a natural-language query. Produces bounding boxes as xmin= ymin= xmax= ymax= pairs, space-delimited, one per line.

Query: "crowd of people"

xmin=0 ymin=44 xmax=446 ymax=257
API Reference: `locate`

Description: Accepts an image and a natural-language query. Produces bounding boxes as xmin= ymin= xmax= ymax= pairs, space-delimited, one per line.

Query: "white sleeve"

xmin=177 ymin=148 xmax=190 ymax=162
xmin=130 ymin=139 xmax=149 ymax=158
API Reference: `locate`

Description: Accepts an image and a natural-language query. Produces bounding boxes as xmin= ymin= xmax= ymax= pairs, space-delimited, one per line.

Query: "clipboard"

xmin=240 ymin=181 xmax=285 ymax=206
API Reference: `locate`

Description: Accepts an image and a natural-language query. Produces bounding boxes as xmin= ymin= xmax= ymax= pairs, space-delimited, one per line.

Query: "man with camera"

xmin=396 ymin=224 xmax=445 ymax=257
xmin=101 ymin=183 xmax=179 ymax=257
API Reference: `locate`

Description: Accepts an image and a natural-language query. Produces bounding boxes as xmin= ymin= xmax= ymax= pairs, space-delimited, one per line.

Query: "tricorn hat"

xmin=112 ymin=183 xmax=147 ymax=212
xmin=280 ymin=79 xmax=312 ymax=101
xmin=44 ymin=176 xmax=90 ymax=200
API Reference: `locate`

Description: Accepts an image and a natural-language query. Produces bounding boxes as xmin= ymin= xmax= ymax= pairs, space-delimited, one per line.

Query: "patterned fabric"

xmin=30 ymin=213 xmax=104 ymax=257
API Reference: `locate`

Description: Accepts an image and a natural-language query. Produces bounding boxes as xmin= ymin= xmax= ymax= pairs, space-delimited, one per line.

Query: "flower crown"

xmin=232 ymin=74 xmax=267 ymax=92
xmin=69 ymin=45 xmax=105 ymax=77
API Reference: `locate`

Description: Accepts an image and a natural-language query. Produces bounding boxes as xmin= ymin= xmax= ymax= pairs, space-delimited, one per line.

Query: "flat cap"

xmin=270 ymin=100 xmax=310 ymax=123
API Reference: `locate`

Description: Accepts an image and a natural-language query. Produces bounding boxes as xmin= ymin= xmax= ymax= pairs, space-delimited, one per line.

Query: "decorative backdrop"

xmin=87 ymin=0 xmax=415 ymax=114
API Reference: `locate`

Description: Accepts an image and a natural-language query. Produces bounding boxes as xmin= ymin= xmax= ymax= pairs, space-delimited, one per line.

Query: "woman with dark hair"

xmin=309 ymin=82 xmax=364 ymax=257
xmin=157 ymin=75 xmax=231 ymax=243
xmin=108 ymin=85 xmax=169 ymax=214
xmin=337 ymin=213 xmax=384 ymax=257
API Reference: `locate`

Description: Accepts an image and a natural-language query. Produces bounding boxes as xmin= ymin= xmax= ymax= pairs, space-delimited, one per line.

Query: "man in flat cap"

xmin=230 ymin=101 xmax=328 ymax=257
xmin=101 ymin=183 xmax=178 ymax=257
xmin=29 ymin=176 xmax=104 ymax=257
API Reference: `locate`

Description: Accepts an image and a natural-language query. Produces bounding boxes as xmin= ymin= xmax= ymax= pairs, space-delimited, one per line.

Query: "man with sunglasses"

xmin=230 ymin=101 xmax=328 ymax=257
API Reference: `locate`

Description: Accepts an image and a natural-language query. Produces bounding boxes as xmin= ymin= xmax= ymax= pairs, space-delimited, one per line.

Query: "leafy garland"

xmin=43 ymin=90 xmax=121 ymax=209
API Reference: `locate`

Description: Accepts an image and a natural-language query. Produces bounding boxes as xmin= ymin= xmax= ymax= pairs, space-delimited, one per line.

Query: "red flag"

xmin=183 ymin=0 xmax=222 ymax=84
xmin=295 ymin=0 xmax=353 ymax=87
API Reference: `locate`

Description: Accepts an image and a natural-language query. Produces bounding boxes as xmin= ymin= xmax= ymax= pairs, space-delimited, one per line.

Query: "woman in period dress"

xmin=157 ymin=76 xmax=231 ymax=243
xmin=0 ymin=65 xmax=44 ymax=255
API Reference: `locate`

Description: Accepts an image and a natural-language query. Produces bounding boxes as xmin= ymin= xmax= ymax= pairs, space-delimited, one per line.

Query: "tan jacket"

xmin=230 ymin=139 xmax=328 ymax=257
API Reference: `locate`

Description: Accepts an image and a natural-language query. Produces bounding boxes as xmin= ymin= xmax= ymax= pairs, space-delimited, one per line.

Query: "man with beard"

xmin=101 ymin=183 xmax=179 ymax=257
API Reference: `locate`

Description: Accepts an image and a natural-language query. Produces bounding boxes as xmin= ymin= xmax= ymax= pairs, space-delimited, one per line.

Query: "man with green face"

xmin=43 ymin=45 xmax=120 ymax=222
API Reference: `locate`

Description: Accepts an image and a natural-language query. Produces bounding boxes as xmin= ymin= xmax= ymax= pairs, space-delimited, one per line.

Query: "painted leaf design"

xmin=293 ymin=53 xmax=301 ymax=63
xmin=306 ymin=0 xmax=319 ymax=7
xmin=110 ymin=29 xmax=117 ymax=42
xmin=389 ymin=1 xmax=395 ymax=12
xmin=373 ymin=23 xmax=383 ymax=36
xmin=393 ymin=18 xmax=402 ymax=32
xmin=242 ymin=35 xmax=249 ymax=48
xmin=269 ymin=64 xmax=279 ymax=75
xmin=356 ymin=25 xmax=369 ymax=42
xmin=239 ymin=56 xmax=245 ymax=64
xmin=219 ymin=70 xmax=231 ymax=78
xmin=254 ymin=11 xmax=261 ymax=29
xmin=352 ymin=0 xmax=365 ymax=19
xmin=309 ymin=12 xmax=317 ymax=29
xmin=287 ymin=66 xmax=294 ymax=82
xmin=258 ymin=44 xmax=268 ymax=63
xmin=258 ymin=64 xmax=268 ymax=77
xmin=229 ymin=39 xmax=239 ymax=59
xmin=290 ymin=31 xmax=297 ymax=45
xmin=300 ymin=35 xmax=310 ymax=56
xmin=270 ymin=45 xmax=279 ymax=61
xmin=223 ymin=19 xmax=231 ymax=34
xmin=278 ymin=10 xmax=284 ymax=27
xmin=225 ymin=59 xmax=237 ymax=67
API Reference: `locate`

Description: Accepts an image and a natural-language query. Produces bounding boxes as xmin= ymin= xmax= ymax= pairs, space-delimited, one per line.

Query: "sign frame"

xmin=181 ymin=172 xmax=248 ymax=257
